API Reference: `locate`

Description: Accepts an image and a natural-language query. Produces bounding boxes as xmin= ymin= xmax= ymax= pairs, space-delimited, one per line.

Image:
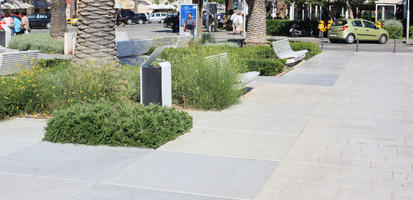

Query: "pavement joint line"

xmin=156 ymin=149 xmax=283 ymax=163
xmin=191 ymin=126 xmax=301 ymax=137
xmin=66 ymin=182 xmax=100 ymax=200
xmin=99 ymin=182 xmax=251 ymax=200
xmin=0 ymin=172 xmax=96 ymax=184
xmin=270 ymin=175 xmax=412 ymax=192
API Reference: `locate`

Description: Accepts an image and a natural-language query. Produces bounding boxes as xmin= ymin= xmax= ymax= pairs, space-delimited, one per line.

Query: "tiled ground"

xmin=1 ymin=50 xmax=412 ymax=200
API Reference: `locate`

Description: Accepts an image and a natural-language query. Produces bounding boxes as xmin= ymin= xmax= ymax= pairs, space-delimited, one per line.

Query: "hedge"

xmin=44 ymin=101 xmax=193 ymax=148
xmin=266 ymin=20 xmax=318 ymax=36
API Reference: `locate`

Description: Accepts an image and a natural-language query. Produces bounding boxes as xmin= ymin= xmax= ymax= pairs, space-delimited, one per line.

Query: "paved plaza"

xmin=1 ymin=48 xmax=413 ymax=199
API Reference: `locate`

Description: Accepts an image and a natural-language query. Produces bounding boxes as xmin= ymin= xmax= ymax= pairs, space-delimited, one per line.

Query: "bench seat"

xmin=272 ymin=39 xmax=308 ymax=64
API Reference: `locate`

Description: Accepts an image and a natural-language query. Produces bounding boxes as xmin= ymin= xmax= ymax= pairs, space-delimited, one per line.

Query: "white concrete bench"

xmin=0 ymin=50 xmax=40 ymax=76
xmin=204 ymin=53 xmax=259 ymax=88
xmin=272 ymin=39 xmax=308 ymax=64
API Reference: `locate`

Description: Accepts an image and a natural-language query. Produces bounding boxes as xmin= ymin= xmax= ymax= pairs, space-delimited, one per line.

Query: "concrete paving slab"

xmin=0 ymin=118 xmax=47 ymax=140
xmin=160 ymin=128 xmax=296 ymax=161
xmin=104 ymin=151 xmax=278 ymax=199
xmin=71 ymin=183 xmax=233 ymax=200
xmin=0 ymin=138 xmax=40 ymax=157
xmin=274 ymin=73 xmax=339 ymax=86
xmin=0 ymin=173 xmax=93 ymax=200
xmin=190 ymin=111 xmax=308 ymax=136
xmin=0 ymin=143 xmax=151 ymax=181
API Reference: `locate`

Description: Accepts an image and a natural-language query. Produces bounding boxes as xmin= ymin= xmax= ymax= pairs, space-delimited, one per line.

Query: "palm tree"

xmin=245 ymin=0 xmax=267 ymax=46
xmin=50 ymin=0 xmax=67 ymax=40
xmin=74 ymin=0 xmax=118 ymax=64
xmin=224 ymin=0 xmax=234 ymax=30
xmin=192 ymin=0 xmax=203 ymax=35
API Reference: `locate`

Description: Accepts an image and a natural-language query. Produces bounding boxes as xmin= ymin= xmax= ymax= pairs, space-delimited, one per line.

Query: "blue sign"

xmin=180 ymin=4 xmax=198 ymax=36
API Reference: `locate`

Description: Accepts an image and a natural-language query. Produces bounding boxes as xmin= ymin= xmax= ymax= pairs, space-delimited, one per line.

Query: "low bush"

xmin=266 ymin=20 xmax=295 ymax=36
xmin=382 ymin=20 xmax=404 ymax=39
xmin=266 ymin=20 xmax=318 ymax=36
xmin=44 ymin=101 xmax=193 ymax=148
xmin=0 ymin=60 xmax=141 ymax=119
xmin=161 ymin=45 xmax=281 ymax=109
xmin=245 ymin=59 xmax=285 ymax=76
xmin=8 ymin=33 xmax=64 ymax=54
xmin=410 ymin=26 xmax=413 ymax=38
xmin=289 ymin=41 xmax=322 ymax=59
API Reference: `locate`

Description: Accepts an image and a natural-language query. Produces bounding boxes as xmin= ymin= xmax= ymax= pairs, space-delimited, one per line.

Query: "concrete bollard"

xmin=0 ymin=25 xmax=12 ymax=47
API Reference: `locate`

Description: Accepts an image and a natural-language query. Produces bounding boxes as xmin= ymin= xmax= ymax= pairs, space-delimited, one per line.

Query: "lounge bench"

xmin=272 ymin=39 xmax=307 ymax=64
xmin=204 ymin=53 xmax=259 ymax=88
xmin=0 ymin=49 xmax=40 ymax=76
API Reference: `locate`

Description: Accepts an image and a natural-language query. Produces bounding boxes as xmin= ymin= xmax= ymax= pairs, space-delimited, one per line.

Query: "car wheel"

xmin=46 ymin=23 xmax=51 ymax=29
xmin=138 ymin=20 xmax=143 ymax=24
xmin=160 ymin=19 xmax=164 ymax=23
xmin=378 ymin=34 xmax=387 ymax=44
xmin=345 ymin=34 xmax=355 ymax=44
xmin=126 ymin=19 xmax=134 ymax=25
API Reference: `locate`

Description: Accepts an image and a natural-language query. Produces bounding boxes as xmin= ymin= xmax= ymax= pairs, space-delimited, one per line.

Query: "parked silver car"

xmin=148 ymin=12 xmax=168 ymax=23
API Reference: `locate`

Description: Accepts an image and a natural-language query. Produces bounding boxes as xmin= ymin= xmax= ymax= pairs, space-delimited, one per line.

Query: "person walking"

xmin=184 ymin=13 xmax=196 ymax=36
xmin=21 ymin=13 xmax=30 ymax=34
xmin=1 ymin=13 xmax=14 ymax=31
xmin=233 ymin=11 xmax=244 ymax=34
xmin=12 ymin=16 xmax=23 ymax=35
xmin=230 ymin=11 xmax=237 ymax=34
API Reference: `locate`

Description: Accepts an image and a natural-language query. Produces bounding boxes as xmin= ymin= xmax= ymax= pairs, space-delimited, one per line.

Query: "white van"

xmin=149 ymin=12 xmax=168 ymax=23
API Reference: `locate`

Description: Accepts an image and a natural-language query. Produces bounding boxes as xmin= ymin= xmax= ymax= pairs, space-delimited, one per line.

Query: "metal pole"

xmin=243 ymin=0 xmax=246 ymax=38
xmin=393 ymin=39 xmax=397 ymax=53
xmin=407 ymin=0 xmax=410 ymax=44
xmin=321 ymin=36 xmax=324 ymax=50
xmin=356 ymin=39 xmax=359 ymax=52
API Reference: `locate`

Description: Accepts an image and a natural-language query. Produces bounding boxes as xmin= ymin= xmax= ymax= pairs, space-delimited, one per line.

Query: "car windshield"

xmin=332 ymin=20 xmax=348 ymax=26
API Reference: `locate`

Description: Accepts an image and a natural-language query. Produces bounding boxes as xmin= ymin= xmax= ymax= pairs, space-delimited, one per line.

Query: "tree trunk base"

xmin=244 ymin=40 xmax=270 ymax=46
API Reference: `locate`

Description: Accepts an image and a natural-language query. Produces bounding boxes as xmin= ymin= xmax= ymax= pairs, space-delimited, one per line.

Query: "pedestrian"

xmin=233 ymin=11 xmax=243 ymax=34
xmin=21 ymin=12 xmax=30 ymax=34
xmin=184 ymin=13 xmax=196 ymax=36
xmin=270 ymin=12 xmax=276 ymax=19
xmin=12 ymin=15 xmax=22 ymax=35
xmin=1 ymin=13 xmax=14 ymax=32
xmin=230 ymin=11 xmax=237 ymax=34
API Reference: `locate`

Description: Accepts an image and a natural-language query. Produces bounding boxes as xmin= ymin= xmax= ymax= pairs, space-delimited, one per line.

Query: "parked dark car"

xmin=164 ymin=14 xmax=179 ymax=32
xmin=163 ymin=12 xmax=178 ymax=28
xmin=135 ymin=13 xmax=148 ymax=24
xmin=28 ymin=13 xmax=51 ymax=29
xmin=116 ymin=9 xmax=136 ymax=25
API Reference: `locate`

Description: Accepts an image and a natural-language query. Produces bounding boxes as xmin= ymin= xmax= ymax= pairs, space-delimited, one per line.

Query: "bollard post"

xmin=393 ymin=39 xmax=396 ymax=53
xmin=356 ymin=39 xmax=359 ymax=52
xmin=321 ymin=37 xmax=324 ymax=50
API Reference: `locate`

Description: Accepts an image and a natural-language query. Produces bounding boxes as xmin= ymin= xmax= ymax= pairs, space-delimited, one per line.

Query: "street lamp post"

xmin=407 ymin=0 xmax=410 ymax=43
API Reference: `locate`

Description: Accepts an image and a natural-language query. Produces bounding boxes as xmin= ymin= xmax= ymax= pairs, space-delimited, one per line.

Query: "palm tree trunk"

xmin=346 ymin=0 xmax=354 ymax=19
xmin=74 ymin=0 xmax=118 ymax=64
xmin=276 ymin=0 xmax=287 ymax=19
xmin=192 ymin=0 xmax=203 ymax=35
xmin=50 ymin=0 xmax=68 ymax=40
xmin=224 ymin=0 xmax=234 ymax=30
xmin=245 ymin=0 xmax=267 ymax=46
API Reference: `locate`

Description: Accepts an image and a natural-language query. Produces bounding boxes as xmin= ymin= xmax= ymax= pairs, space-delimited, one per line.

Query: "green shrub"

xmin=8 ymin=33 xmax=64 ymax=54
xmin=44 ymin=101 xmax=193 ymax=148
xmin=161 ymin=45 xmax=281 ymax=109
xmin=0 ymin=60 xmax=141 ymax=118
xmin=266 ymin=20 xmax=318 ymax=36
xmin=410 ymin=26 xmax=413 ymax=38
xmin=289 ymin=41 xmax=322 ymax=59
xmin=246 ymin=59 xmax=285 ymax=76
xmin=382 ymin=20 xmax=404 ymax=39
xmin=266 ymin=20 xmax=295 ymax=36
